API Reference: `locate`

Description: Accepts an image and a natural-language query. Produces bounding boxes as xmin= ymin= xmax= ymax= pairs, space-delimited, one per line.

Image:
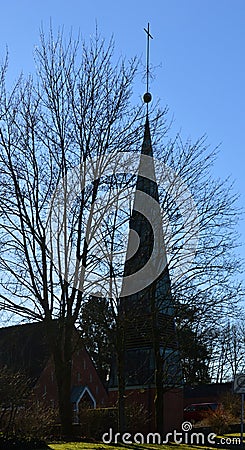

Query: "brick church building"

xmin=0 ymin=321 xmax=108 ymax=423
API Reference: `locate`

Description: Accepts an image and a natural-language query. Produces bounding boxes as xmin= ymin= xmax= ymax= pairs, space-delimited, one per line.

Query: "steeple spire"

xmin=108 ymin=24 xmax=183 ymax=433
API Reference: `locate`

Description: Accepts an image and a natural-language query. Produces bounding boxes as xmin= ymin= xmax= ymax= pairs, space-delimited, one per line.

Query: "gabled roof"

xmin=0 ymin=321 xmax=51 ymax=382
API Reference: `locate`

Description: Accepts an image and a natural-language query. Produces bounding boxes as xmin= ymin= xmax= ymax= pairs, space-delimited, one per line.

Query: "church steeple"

xmin=108 ymin=24 xmax=183 ymax=434
xmin=109 ymin=63 xmax=179 ymax=391
xmin=117 ymin=108 xmax=177 ymax=388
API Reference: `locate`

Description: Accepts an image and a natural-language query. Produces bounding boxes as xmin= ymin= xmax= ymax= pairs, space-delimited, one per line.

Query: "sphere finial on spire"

xmin=143 ymin=92 xmax=152 ymax=103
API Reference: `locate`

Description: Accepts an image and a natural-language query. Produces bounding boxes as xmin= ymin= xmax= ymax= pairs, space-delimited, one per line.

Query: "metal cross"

xmin=144 ymin=23 xmax=153 ymax=93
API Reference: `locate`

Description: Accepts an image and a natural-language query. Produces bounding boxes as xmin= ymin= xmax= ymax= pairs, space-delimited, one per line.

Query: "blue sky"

xmin=0 ymin=0 xmax=245 ymax=261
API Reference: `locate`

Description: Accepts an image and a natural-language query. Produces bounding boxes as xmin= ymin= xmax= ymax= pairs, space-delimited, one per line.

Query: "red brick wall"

xmin=71 ymin=347 xmax=108 ymax=406
xmin=108 ymin=387 xmax=183 ymax=433
xmin=34 ymin=357 xmax=58 ymax=407
xmin=34 ymin=346 xmax=108 ymax=408
xmin=163 ymin=389 xmax=183 ymax=432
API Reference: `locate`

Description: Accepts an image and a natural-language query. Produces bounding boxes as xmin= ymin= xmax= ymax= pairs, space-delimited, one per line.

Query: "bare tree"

xmin=0 ymin=27 xmax=145 ymax=437
xmin=207 ymin=319 xmax=245 ymax=383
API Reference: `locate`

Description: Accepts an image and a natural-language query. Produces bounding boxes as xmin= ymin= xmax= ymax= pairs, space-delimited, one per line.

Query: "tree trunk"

xmin=117 ymin=322 xmax=126 ymax=435
xmin=54 ymin=357 xmax=73 ymax=438
xmin=49 ymin=319 xmax=73 ymax=438
xmin=151 ymin=295 xmax=164 ymax=434
xmin=154 ymin=350 xmax=164 ymax=434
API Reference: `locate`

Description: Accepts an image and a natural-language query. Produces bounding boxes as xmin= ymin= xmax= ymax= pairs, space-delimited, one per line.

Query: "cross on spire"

xmin=144 ymin=23 xmax=153 ymax=92
xmin=143 ymin=23 xmax=153 ymax=110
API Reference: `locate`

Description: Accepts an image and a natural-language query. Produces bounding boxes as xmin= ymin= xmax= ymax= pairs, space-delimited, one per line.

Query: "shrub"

xmin=79 ymin=403 xmax=149 ymax=439
xmin=0 ymin=367 xmax=58 ymax=439
xmin=0 ymin=435 xmax=49 ymax=449
xmin=220 ymin=391 xmax=241 ymax=419
xmin=79 ymin=407 xmax=117 ymax=439
xmin=125 ymin=402 xmax=150 ymax=434
xmin=199 ymin=405 xmax=237 ymax=435
xmin=12 ymin=402 xmax=58 ymax=439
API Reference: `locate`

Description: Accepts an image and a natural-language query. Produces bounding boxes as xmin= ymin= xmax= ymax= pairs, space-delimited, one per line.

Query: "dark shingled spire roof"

xmin=109 ymin=115 xmax=180 ymax=389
